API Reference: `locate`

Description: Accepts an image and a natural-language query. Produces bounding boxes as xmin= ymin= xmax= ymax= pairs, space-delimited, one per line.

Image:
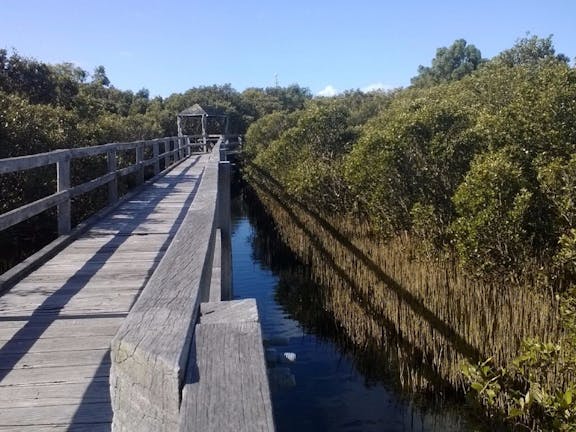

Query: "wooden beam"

xmin=0 ymin=191 xmax=68 ymax=232
xmin=56 ymin=154 xmax=71 ymax=236
xmin=110 ymin=149 xmax=220 ymax=432
xmin=107 ymin=149 xmax=118 ymax=205
xmin=218 ymin=161 xmax=232 ymax=300
xmin=180 ymin=300 xmax=274 ymax=432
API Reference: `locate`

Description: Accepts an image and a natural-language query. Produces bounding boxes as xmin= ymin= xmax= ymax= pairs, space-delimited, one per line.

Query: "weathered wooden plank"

xmin=18 ymin=270 xmax=151 ymax=285
xmin=0 ymin=190 xmax=68 ymax=232
xmin=0 ymin=300 xmax=135 ymax=317
xmin=63 ymin=235 xmax=171 ymax=253
xmin=0 ymin=149 xmax=68 ymax=174
xmin=0 ymin=380 xmax=110 ymax=407
xmin=57 ymin=156 xmax=71 ymax=235
xmin=43 ymin=251 xmax=163 ymax=264
xmin=0 ymin=316 xmax=122 ymax=331
xmin=110 ymin=152 xmax=217 ymax=432
xmin=4 ymin=282 xmax=144 ymax=299
xmin=0 ymin=335 xmax=113 ymax=355
xmin=0 ymin=363 xmax=109 ymax=387
xmin=0 ymin=349 xmax=110 ymax=369
xmin=0 ymin=293 xmax=137 ymax=311
xmin=69 ymin=172 xmax=116 ymax=198
xmin=200 ymin=299 xmax=259 ymax=325
xmin=180 ymin=321 xmax=275 ymax=432
xmin=217 ymin=160 xmax=232 ymax=299
xmin=0 ymin=402 xmax=112 ymax=427
xmin=0 ymin=320 xmax=121 ymax=340
xmin=209 ymin=229 xmax=222 ymax=302
xmin=0 ymin=423 xmax=111 ymax=432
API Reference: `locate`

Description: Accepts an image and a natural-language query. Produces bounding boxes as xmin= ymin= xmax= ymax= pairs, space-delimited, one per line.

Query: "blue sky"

xmin=1 ymin=0 xmax=574 ymax=97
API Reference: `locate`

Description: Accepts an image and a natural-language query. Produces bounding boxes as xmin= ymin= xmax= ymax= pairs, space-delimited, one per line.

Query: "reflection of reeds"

xmin=245 ymin=165 xmax=566 ymax=403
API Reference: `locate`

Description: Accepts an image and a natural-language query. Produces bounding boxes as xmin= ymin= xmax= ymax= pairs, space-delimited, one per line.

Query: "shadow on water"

xmin=230 ymin=171 xmax=490 ymax=431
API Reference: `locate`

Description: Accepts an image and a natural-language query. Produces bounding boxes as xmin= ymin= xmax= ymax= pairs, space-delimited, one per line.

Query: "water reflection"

xmin=231 ymin=186 xmax=479 ymax=432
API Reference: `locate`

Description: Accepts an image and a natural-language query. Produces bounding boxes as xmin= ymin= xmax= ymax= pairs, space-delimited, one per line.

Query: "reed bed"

xmin=246 ymin=171 xmax=568 ymax=411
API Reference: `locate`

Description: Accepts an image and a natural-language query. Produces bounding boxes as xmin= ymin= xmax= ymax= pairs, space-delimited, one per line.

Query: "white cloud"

xmin=317 ymin=85 xmax=339 ymax=97
xmin=361 ymin=82 xmax=395 ymax=93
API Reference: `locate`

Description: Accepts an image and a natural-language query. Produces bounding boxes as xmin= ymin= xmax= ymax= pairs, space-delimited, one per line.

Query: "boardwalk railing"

xmin=110 ymin=139 xmax=274 ymax=432
xmin=1 ymin=135 xmax=272 ymax=431
xmin=0 ymin=135 xmax=213 ymax=237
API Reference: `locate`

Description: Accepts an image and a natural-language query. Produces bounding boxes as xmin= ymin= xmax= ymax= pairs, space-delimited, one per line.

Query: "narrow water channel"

xmin=230 ymin=183 xmax=480 ymax=432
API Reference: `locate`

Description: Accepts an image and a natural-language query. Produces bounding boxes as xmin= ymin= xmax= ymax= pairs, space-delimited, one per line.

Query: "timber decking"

xmin=0 ymin=154 xmax=208 ymax=431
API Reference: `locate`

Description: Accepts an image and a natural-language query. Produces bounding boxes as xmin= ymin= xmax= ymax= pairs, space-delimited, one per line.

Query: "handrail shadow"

xmin=248 ymin=163 xmax=483 ymax=366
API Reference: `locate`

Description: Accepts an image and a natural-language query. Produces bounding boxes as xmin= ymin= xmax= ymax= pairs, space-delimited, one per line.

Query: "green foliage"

xmin=241 ymin=84 xmax=311 ymax=122
xmin=245 ymin=37 xmax=576 ymax=429
xmin=463 ymin=336 xmax=576 ymax=431
xmin=344 ymin=84 xmax=480 ymax=234
xmin=411 ymin=39 xmax=485 ymax=87
xmin=493 ymin=34 xmax=570 ymax=67
xmin=244 ymin=111 xmax=297 ymax=158
xmin=451 ymin=149 xmax=533 ymax=275
xmin=247 ymin=99 xmax=358 ymax=211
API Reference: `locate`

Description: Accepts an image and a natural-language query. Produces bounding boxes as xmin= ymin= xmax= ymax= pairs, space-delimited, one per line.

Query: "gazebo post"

xmin=201 ymin=114 xmax=208 ymax=152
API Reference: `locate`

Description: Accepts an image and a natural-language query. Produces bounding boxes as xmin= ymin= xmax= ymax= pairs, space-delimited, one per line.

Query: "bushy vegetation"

xmin=244 ymin=35 xmax=576 ymax=429
xmin=0 ymin=48 xmax=311 ymax=271
xmin=2 ymin=34 xmax=575 ymax=429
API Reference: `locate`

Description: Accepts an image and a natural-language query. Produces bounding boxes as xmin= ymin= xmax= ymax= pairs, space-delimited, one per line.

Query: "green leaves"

xmin=411 ymin=39 xmax=485 ymax=87
xmin=451 ymin=148 xmax=533 ymax=275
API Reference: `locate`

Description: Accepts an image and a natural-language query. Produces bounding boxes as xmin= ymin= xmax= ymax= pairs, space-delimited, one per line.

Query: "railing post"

xmin=186 ymin=136 xmax=191 ymax=157
xmin=218 ymin=160 xmax=232 ymax=300
xmin=164 ymin=140 xmax=169 ymax=168
xmin=136 ymin=143 xmax=144 ymax=184
xmin=107 ymin=149 xmax=118 ymax=205
xmin=167 ymin=139 xmax=172 ymax=165
xmin=57 ymin=154 xmax=71 ymax=235
xmin=153 ymin=142 xmax=160 ymax=175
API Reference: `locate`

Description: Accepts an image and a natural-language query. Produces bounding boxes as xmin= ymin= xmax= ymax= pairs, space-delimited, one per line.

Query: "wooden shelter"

xmin=177 ymin=104 xmax=229 ymax=142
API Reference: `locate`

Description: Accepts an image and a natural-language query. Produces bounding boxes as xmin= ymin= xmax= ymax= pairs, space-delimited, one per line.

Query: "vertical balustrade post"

xmin=163 ymin=141 xmax=169 ymax=169
xmin=136 ymin=143 xmax=144 ymax=184
xmin=57 ymin=154 xmax=71 ymax=235
xmin=218 ymin=160 xmax=232 ymax=300
xmin=186 ymin=136 xmax=191 ymax=157
xmin=153 ymin=141 xmax=160 ymax=175
xmin=107 ymin=149 xmax=118 ymax=205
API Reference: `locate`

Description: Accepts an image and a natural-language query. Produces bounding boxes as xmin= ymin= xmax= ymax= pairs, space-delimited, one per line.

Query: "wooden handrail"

xmin=0 ymin=135 xmax=210 ymax=236
xmin=110 ymin=139 xmax=224 ymax=431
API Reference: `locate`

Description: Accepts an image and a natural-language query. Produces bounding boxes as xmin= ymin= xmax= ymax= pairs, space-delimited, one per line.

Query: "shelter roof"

xmin=178 ymin=104 xmax=227 ymax=117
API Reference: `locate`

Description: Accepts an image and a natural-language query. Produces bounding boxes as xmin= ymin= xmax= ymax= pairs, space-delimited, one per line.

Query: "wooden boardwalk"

xmin=0 ymin=154 xmax=208 ymax=431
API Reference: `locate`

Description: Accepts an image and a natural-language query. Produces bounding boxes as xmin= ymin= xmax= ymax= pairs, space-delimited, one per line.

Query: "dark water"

xmin=230 ymin=185 xmax=478 ymax=432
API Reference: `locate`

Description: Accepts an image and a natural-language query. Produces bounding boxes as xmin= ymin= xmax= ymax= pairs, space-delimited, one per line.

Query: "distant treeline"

xmin=0 ymin=48 xmax=312 ymax=160
xmin=243 ymin=35 xmax=576 ymax=430
xmin=0 ymin=48 xmax=311 ymax=271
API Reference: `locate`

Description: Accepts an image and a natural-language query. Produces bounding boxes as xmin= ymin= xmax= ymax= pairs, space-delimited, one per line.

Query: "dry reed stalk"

xmin=247 ymin=173 xmax=568 ymax=407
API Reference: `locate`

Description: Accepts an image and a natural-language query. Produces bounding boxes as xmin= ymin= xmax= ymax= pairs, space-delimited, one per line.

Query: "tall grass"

xmin=245 ymin=166 xmax=569 ymax=424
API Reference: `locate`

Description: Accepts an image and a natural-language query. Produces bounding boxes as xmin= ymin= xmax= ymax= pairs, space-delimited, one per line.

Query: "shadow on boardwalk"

xmin=0 ymin=156 xmax=204 ymax=430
